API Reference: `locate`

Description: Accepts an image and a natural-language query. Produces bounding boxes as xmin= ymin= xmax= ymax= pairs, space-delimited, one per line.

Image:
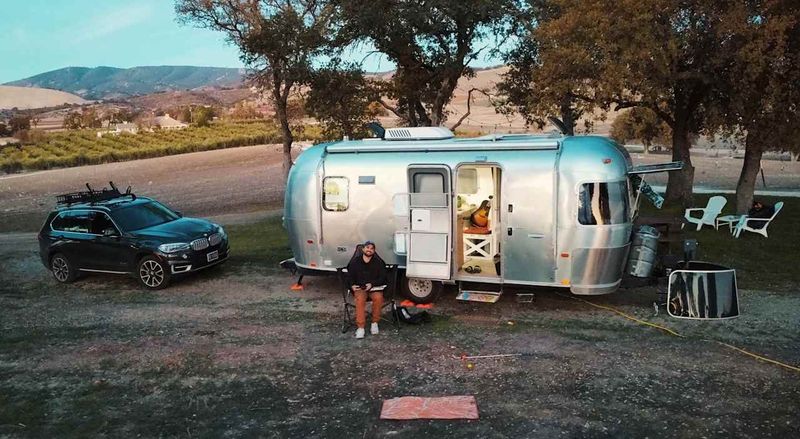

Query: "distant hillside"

xmin=0 ymin=85 xmax=88 ymax=110
xmin=5 ymin=66 xmax=245 ymax=100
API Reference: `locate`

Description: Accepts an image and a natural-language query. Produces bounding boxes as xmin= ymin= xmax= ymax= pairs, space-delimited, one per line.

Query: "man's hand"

xmin=365 ymin=283 xmax=373 ymax=291
xmin=351 ymin=285 xmax=361 ymax=291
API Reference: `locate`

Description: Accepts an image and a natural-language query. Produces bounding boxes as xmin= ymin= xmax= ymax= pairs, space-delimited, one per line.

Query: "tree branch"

xmin=450 ymin=87 xmax=492 ymax=131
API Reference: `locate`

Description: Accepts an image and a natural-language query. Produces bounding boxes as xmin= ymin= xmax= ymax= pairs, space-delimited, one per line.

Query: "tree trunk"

xmin=559 ymin=96 xmax=576 ymax=136
xmin=643 ymin=140 xmax=650 ymax=155
xmin=735 ymin=134 xmax=764 ymax=214
xmin=665 ymin=120 xmax=695 ymax=206
xmin=792 ymin=151 xmax=800 ymax=161
xmin=272 ymin=84 xmax=294 ymax=181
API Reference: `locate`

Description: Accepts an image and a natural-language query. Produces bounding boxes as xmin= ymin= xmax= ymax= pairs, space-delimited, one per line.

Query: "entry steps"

xmin=456 ymin=282 xmax=502 ymax=303
xmin=456 ymin=282 xmax=535 ymax=303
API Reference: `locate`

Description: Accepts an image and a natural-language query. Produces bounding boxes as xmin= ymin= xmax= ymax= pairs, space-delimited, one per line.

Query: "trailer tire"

xmin=401 ymin=276 xmax=442 ymax=304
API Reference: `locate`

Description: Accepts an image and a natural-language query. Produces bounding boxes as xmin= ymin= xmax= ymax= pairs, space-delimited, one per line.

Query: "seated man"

xmin=347 ymin=240 xmax=388 ymax=339
xmin=748 ymin=201 xmax=775 ymax=229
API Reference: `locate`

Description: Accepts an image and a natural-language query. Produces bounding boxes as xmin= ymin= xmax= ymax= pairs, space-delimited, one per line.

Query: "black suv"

xmin=38 ymin=183 xmax=229 ymax=289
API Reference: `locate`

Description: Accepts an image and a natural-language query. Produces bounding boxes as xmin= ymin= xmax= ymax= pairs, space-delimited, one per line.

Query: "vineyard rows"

xmin=0 ymin=122 xmax=319 ymax=173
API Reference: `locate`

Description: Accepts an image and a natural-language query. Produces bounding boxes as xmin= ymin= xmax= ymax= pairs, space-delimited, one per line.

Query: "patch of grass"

xmin=225 ymin=214 xmax=291 ymax=270
xmin=641 ymin=195 xmax=799 ymax=291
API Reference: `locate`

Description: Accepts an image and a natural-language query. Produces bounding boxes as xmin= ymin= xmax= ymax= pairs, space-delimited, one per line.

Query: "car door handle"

xmin=527 ymin=233 xmax=545 ymax=239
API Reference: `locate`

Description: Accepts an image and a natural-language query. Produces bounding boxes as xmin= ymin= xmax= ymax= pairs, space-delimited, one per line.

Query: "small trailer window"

xmin=323 ymin=177 xmax=349 ymax=211
xmin=578 ymin=181 xmax=629 ymax=225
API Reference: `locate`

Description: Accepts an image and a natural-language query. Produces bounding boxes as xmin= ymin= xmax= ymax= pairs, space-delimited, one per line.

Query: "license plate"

xmin=207 ymin=250 xmax=219 ymax=262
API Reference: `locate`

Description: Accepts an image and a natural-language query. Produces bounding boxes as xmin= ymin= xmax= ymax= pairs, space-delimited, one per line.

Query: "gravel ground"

xmin=1 ymin=228 xmax=798 ymax=438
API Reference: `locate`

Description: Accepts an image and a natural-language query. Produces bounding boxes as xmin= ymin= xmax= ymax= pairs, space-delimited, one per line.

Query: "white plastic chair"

xmin=684 ymin=196 xmax=727 ymax=231
xmin=734 ymin=201 xmax=784 ymax=238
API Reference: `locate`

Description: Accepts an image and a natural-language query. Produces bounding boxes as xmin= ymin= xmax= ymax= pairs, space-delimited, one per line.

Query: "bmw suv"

xmin=38 ymin=184 xmax=229 ymax=289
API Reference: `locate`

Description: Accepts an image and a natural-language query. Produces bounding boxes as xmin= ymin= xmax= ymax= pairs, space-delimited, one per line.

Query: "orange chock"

xmin=290 ymin=283 xmax=304 ymax=291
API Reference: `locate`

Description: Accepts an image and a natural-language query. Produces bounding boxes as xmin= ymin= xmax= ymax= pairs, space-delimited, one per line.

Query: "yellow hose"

xmin=560 ymin=293 xmax=800 ymax=374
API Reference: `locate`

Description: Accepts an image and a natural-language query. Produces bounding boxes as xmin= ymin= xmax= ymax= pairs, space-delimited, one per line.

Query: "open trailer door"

xmin=404 ymin=165 xmax=453 ymax=280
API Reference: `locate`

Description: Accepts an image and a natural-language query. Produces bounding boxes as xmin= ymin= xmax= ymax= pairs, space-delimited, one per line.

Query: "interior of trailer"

xmin=455 ymin=165 xmax=501 ymax=278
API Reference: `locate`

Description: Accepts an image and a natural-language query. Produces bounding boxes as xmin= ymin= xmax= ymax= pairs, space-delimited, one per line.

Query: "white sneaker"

xmin=355 ymin=328 xmax=365 ymax=339
xmin=370 ymin=322 xmax=379 ymax=335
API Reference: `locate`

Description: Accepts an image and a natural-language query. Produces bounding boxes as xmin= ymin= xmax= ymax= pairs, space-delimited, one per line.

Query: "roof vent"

xmin=384 ymin=127 xmax=454 ymax=141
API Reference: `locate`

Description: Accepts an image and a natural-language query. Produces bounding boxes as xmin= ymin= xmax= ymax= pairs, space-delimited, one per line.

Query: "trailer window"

xmin=578 ymin=181 xmax=629 ymax=225
xmin=323 ymin=177 xmax=349 ymax=211
xmin=413 ymin=173 xmax=445 ymax=193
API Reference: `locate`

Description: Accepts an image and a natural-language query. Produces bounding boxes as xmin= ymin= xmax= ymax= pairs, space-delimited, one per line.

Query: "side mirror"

xmin=174 ymin=210 xmax=183 ymax=217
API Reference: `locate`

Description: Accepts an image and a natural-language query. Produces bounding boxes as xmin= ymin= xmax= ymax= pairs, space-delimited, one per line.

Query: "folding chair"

xmin=337 ymin=245 xmax=400 ymax=333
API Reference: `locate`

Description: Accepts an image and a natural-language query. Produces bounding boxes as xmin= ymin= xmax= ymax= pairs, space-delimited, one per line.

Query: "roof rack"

xmin=56 ymin=181 xmax=136 ymax=206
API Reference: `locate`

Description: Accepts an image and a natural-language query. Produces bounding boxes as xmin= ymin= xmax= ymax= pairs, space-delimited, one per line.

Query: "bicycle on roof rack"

xmin=56 ymin=181 xmax=136 ymax=206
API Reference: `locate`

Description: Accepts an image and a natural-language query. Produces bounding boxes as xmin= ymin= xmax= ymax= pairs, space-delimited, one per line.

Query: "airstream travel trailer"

xmin=282 ymin=127 xmax=680 ymax=303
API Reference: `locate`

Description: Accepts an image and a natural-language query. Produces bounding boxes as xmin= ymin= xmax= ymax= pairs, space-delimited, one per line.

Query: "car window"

xmin=110 ymin=201 xmax=180 ymax=231
xmin=51 ymin=211 xmax=92 ymax=234
xmin=89 ymin=211 xmax=119 ymax=235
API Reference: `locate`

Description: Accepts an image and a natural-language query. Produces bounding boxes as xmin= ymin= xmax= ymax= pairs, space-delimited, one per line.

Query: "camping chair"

xmin=683 ymin=196 xmax=727 ymax=231
xmin=734 ymin=201 xmax=784 ymax=238
xmin=337 ymin=245 xmax=400 ymax=333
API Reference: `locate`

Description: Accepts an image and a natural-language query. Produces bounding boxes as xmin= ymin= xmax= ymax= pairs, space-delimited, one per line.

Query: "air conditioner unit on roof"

xmin=384 ymin=127 xmax=454 ymax=141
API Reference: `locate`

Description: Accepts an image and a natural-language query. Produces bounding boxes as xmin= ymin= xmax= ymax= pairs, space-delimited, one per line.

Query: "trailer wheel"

xmin=401 ymin=276 xmax=442 ymax=304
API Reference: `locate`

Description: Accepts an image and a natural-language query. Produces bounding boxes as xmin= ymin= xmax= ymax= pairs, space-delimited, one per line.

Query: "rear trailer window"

xmin=323 ymin=177 xmax=349 ymax=211
xmin=578 ymin=181 xmax=629 ymax=225
xmin=111 ymin=201 xmax=180 ymax=231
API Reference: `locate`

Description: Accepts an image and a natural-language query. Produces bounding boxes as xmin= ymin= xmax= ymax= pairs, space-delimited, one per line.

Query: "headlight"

xmin=216 ymin=225 xmax=227 ymax=238
xmin=158 ymin=243 xmax=190 ymax=253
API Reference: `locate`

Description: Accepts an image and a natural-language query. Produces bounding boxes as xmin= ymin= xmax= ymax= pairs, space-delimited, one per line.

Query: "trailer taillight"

xmin=306 ymin=240 xmax=314 ymax=244
xmin=602 ymin=158 xmax=612 ymax=164
xmin=560 ymin=252 xmax=569 ymax=258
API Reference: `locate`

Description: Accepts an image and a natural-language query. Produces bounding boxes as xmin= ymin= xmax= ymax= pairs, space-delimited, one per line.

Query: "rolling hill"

xmin=0 ymin=85 xmax=88 ymax=110
xmin=5 ymin=66 xmax=245 ymax=100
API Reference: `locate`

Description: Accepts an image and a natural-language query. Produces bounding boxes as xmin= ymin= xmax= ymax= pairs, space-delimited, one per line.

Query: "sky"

xmin=0 ymin=0 xmax=503 ymax=84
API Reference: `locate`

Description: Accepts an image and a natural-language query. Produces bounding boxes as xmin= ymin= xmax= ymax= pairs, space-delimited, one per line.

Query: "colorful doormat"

xmin=380 ymin=396 xmax=479 ymax=420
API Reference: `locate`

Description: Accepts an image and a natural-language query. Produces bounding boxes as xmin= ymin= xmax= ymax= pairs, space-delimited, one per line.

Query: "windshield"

xmin=111 ymin=201 xmax=180 ymax=231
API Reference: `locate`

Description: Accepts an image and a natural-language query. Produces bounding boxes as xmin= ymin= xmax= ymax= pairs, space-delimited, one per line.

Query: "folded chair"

xmin=684 ymin=196 xmax=727 ymax=231
xmin=734 ymin=201 xmax=784 ymax=238
xmin=337 ymin=245 xmax=400 ymax=333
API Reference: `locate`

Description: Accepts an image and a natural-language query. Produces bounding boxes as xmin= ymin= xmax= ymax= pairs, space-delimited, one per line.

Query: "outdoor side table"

xmin=716 ymin=215 xmax=742 ymax=233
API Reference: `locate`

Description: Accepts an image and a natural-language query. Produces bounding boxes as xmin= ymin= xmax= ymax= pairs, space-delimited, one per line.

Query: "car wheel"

xmin=50 ymin=253 xmax=77 ymax=284
xmin=137 ymin=256 xmax=171 ymax=290
xmin=401 ymin=275 xmax=442 ymax=304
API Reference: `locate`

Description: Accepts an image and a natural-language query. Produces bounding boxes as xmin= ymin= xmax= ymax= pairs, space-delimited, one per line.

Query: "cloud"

xmin=72 ymin=3 xmax=154 ymax=43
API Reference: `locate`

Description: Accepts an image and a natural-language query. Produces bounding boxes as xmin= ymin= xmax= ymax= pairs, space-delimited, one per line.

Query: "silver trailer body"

xmin=283 ymin=130 xmax=642 ymax=295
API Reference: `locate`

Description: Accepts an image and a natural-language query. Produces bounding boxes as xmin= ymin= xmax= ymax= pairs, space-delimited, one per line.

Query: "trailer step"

xmin=456 ymin=282 xmax=503 ymax=303
xmin=456 ymin=290 xmax=502 ymax=303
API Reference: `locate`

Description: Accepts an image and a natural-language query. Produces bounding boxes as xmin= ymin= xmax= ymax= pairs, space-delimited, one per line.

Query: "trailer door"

xmin=405 ymin=165 xmax=452 ymax=280
xmin=502 ymin=152 xmax=558 ymax=283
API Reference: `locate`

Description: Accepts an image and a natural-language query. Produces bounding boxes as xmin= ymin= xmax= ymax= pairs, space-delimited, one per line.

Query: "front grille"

xmin=191 ymin=237 xmax=209 ymax=251
xmin=208 ymin=233 xmax=222 ymax=246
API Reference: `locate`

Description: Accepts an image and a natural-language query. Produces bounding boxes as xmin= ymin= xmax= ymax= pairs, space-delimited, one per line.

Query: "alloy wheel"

xmin=139 ymin=260 xmax=165 ymax=288
xmin=52 ymin=257 xmax=69 ymax=282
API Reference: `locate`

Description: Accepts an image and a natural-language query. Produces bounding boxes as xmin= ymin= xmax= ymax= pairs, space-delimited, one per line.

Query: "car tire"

xmin=401 ymin=275 xmax=442 ymax=304
xmin=137 ymin=256 xmax=171 ymax=290
xmin=50 ymin=253 xmax=77 ymax=284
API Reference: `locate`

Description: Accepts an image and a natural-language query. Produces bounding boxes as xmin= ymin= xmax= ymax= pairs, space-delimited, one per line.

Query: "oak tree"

xmin=176 ymin=0 xmax=337 ymax=179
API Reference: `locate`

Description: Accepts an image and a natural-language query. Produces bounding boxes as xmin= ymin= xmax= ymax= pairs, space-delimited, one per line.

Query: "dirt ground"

xmin=1 ymin=217 xmax=799 ymax=438
xmin=0 ymin=143 xmax=305 ymax=233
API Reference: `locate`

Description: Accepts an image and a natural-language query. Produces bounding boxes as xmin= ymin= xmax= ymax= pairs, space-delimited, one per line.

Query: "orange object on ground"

xmin=380 ymin=396 xmax=479 ymax=420
xmin=399 ymin=300 xmax=434 ymax=309
xmin=290 ymin=283 xmax=304 ymax=290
